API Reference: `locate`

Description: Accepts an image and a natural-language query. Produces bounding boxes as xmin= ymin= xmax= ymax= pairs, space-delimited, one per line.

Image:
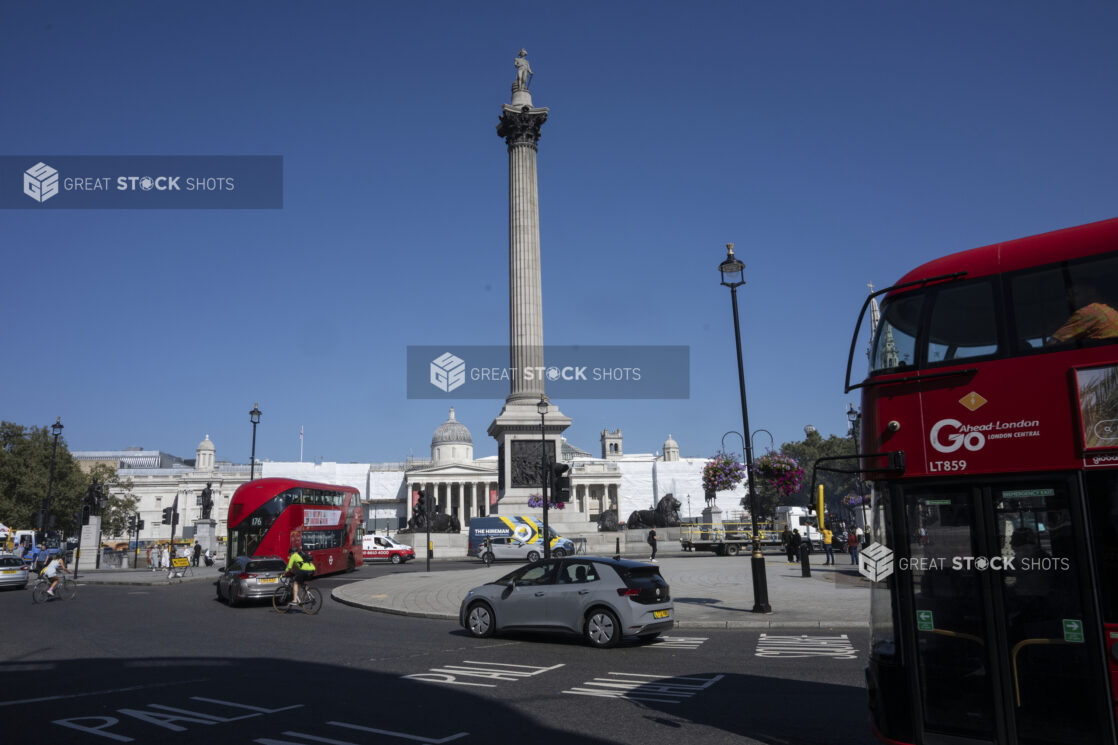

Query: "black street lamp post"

xmin=538 ymin=396 xmax=551 ymax=561
xmin=847 ymin=403 xmax=869 ymax=531
xmin=719 ymin=244 xmax=771 ymax=613
xmin=249 ymin=403 xmax=262 ymax=481
xmin=38 ymin=417 xmax=64 ymax=534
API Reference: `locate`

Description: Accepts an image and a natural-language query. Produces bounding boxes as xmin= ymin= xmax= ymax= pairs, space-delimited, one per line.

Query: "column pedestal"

xmin=194 ymin=519 xmax=218 ymax=554
xmin=701 ymin=505 xmax=724 ymax=540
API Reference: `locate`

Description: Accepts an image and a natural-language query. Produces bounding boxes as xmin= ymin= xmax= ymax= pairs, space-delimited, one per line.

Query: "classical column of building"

xmin=410 ymin=479 xmax=499 ymax=524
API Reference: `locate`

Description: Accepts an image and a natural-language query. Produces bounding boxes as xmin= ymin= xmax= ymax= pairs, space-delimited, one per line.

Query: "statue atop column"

xmin=513 ymin=48 xmax=533 ymax=91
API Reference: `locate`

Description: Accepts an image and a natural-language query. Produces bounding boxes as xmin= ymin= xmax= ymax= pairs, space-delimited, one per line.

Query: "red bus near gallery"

xmin=845 ymin=217 xmax=1118 ymax=744
xmin=227 ymin=477 xmax=364 ymax=576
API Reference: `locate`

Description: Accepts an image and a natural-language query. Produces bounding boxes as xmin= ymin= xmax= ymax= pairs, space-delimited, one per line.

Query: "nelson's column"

xmin=488 ymin=49 xmax=572 ymax=512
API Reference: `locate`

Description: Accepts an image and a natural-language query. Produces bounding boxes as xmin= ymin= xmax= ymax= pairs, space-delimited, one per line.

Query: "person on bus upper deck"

xmin=1047 ymin=282 xmax=1118 ymax=344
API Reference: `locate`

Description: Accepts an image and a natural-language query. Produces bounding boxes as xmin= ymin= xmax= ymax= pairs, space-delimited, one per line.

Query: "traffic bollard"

xmin=800 ymin=544 xmax=811 ymax=577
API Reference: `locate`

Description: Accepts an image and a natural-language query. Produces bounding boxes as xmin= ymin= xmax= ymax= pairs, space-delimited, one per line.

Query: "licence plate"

xmin=653 ymin=610 xmax=670 ymax=619
xmin=259 ymin=577 xmax=278 ymax=584
xmin=0 ymin=570 xmax=15 ymax=575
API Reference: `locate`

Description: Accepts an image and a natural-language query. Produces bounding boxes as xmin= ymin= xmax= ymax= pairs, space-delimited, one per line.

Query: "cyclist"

xmin=285 ymin=542 xmax=315 ymax=606
xmin=42 ymin=553 xmax=68 ymax=597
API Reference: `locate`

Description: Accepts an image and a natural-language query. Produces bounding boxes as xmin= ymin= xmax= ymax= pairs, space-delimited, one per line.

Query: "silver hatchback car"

xmin=0 ymin=554 xmax=30 ymax=590
xmin=216 ymin=556 xmax=287 ymax=606
xmin=459 ymin=556 xmax=673 ymax=648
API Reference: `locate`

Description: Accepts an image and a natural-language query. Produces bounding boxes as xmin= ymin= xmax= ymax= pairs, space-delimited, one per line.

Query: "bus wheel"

xmin=347 ymin=554 xmax=356 ymax=572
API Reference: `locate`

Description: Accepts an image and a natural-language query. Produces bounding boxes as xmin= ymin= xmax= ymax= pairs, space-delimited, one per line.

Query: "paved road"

xmin=0 ymin=573 xmax=876 ymax=745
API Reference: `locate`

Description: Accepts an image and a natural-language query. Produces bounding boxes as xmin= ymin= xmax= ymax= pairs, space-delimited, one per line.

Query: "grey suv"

xmin=459 ymin=556 xmax=673 ymax=648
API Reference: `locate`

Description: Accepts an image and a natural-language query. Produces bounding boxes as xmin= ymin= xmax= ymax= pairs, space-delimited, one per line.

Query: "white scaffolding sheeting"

xmin=368 ymin=470 xmax=407 ymax=502
xmin=261 ymin=461 xmax=372 ymax=499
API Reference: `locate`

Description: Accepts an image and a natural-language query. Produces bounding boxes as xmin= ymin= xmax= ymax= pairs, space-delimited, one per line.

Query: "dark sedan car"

xmin=459 ymin=556 xmax=673 ymax=648
xmin=216 ymin=555 xmax=287 ymax=606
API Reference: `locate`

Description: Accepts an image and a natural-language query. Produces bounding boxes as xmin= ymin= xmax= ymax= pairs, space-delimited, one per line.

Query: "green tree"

xmin=85 ymin=463 xmax=139 ymax=539
xmin=0 ymin=421 xmax=87 ymax=534
xmin=778 ymin=429 xmax=862 ymax=517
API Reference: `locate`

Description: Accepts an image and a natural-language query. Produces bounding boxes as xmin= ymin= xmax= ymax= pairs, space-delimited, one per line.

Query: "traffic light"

xmin=137 ymin=519 xmax=144 ymax=531
xmin=551 ymin=462 xmax=571 ymax=502
xmin=162 ymin=507 xmax=175 ymax=525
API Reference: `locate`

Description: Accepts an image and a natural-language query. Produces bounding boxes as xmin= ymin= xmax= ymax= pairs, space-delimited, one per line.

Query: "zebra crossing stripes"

xmin=643 ymin=635 xmax=707 ymax=650
xmin=754 ymin=633 xmax=859 ymax=659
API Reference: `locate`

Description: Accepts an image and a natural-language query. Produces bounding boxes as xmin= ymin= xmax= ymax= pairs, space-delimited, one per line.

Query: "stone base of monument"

xmin=413 ymin=533 xmax=468 ymax=561
xmin=194 ymin=519 xmax=218 ymax=554
xmin=401 ymin=525 xmax=683 ymax=560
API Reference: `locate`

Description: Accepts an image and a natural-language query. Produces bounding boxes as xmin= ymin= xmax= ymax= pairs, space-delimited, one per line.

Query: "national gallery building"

xmin=74 ymin=408 xmax=746 ymax=544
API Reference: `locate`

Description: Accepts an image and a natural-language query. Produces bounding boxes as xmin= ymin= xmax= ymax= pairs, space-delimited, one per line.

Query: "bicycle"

xmin=272 ymin=574 xmax=321 ymax=614
xmin=32 ymin=574 xmax=76 ymax=603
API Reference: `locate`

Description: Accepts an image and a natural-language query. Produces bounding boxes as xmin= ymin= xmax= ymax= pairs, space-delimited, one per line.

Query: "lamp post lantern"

xmin=719 ymin=244 xmax=771 ymax=613
xmin=538 ymin=396 xmax=551 ymax=561
xmin=38 ymin=417 xmax=64 ymax=534
xmin=249 ymin=403 xmax=262 ymax=481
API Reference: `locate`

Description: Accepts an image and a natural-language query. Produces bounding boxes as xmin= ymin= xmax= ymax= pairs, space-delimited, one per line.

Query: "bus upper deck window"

xmin=926 ymin=280 xmax=998 ymax=364
xmin=1012 ymin=254 xmax=1118 ymax=350
xmin=872 ymin=293 xmax=922 ymax=373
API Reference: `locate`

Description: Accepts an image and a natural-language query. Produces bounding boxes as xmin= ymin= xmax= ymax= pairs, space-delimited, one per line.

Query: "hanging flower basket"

xmin=842 ymin=493 xmax=868 ymax=507
xmin=528 ymin=494 xmax=565 ymax=510
xmin=702 ymin=452 xmax=745 ymax=494
xmin=752 ymin=452 xmax=805 ymax=498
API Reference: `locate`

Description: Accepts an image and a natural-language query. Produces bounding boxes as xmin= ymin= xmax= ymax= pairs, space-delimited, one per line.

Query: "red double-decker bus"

xmin=845 ymin=218 xmax=1118 ymax=744
xmin=227 ymin=477 xmax=364 ymax=576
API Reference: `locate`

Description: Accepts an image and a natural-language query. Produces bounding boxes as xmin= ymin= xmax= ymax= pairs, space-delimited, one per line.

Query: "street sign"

xmin=1063 ymin=619 xmax=1085 ymax=643
xmin=916 ymin=610 xmax=934 ymax=632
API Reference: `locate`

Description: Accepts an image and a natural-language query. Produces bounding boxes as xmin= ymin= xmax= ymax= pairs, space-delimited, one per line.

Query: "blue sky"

xmin=3 ymin=1 xmax=1118 ymax=465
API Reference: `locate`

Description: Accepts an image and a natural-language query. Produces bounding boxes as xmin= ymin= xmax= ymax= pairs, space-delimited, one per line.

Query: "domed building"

xmin=430 ymin=408 xmax=473 ymax=464
xmin=403 ymin=408 xmax=499 ymax=524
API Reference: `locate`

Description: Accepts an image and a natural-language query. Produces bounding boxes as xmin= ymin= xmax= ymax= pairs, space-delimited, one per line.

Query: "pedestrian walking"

xmin=848 ymin=531 xmax=860 ymax=564
xmin=647 ymin=528 xmax=658 ymax=562
xmin=822 ymin=527 xmax=835 ymax=565
xmin=790 ymin=529 xmax=802 ymax=562
xmin=192 ymin=543 xmax=201 ymax=567
xmin=161 ymin=544 xmax=170 ymax=571
xmin=782 ymin=527 xmax=794 ymax=562
xmin=146 ymin=545 xmax=154 ymax=571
